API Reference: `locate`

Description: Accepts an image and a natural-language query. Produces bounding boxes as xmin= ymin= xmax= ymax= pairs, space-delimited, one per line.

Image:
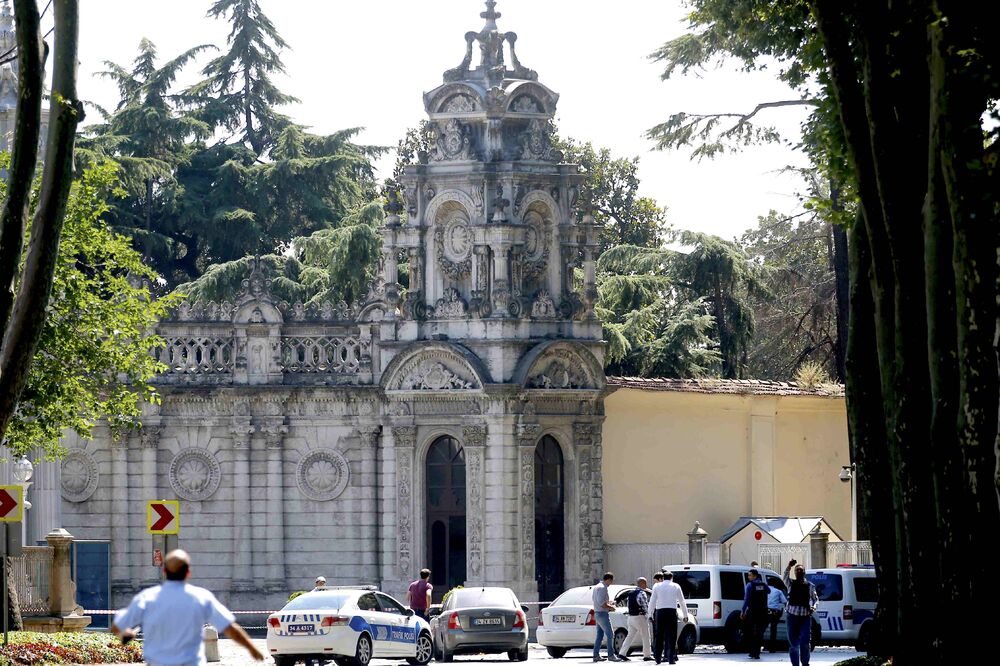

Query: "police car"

xmin=806 ymin=566 xmax=877 ymax=651
xmin=267 ymin=587 xmax=434 ymax=666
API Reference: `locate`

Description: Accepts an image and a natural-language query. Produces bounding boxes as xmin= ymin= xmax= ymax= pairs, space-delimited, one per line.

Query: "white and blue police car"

xmin=267 ymin=586 xmax=434 ymax=666
xmin=807 ymin=566 xmax=877 ymax=651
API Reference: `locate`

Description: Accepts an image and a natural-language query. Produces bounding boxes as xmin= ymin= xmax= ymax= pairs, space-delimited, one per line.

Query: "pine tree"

xmin=190 ymin=0 xmax=297 ymax=156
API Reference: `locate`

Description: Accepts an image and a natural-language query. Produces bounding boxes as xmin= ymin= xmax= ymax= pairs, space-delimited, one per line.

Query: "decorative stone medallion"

xmin=60 ymin=449 xmax=99 ymax=503
xmin=168 ymin=448 xmax=222 ymax=501
xmin=296 ymin=449 xmax=351 ymax=501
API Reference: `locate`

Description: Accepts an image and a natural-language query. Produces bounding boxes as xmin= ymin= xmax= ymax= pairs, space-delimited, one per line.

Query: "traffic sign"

xmin=147 ymin=500 xmax=179 ymax=534
xmin=0 ymin=486 xmax=22 ymax=523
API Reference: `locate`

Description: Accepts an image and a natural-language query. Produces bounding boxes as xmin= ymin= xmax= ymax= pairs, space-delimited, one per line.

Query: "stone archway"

xmin=535 ymin=434 xmax=565 ymax=602
xmin=425 ymin=435 xmax=467 ymax=601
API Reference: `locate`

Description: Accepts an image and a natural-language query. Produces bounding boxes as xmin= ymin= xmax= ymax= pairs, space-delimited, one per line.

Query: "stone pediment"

xmin=381 ymin=342 xmax=489 ymax=392
xmin=514 ymin=341 xmax=605 ymax=391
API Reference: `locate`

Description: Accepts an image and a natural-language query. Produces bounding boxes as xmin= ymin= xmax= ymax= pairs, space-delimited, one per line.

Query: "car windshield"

xmin=452 ymin=588 xmax=516 ymax=609
xmin=284 ymin=592 xmax=352 ymax=611
xmin=672 ymin=571 xmax=711 ymax=600
xmin=551 ymin=587 xmax=593 ymax=606
xmin=807 ymin=573 xmax=844 ymax=601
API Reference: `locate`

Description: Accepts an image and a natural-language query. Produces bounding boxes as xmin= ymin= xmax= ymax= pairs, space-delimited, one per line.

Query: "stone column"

xmin=27 ymin=455 xmax=61 ymax=546
xmin=110 ymin=438 xmax=131 ymax=594
xmin=139 ymin=426 xmax=161 ymax=587
xmin=262 ymin=421 xmax=288 ymax=591
xmin=573 ymin=423 xmax=594 ymax=584
xmin=687 ymin=521 xmax=708 ymax=564
xmin=392 ymin=427 xmax=416 ymax=585
xmin=809 ymin=524 xmax=829 ymax=569
xmin=230 ymin=421 xmax=255 ymax=591
xmin=46 ymin=529 xmax=91 ymax=629
xmin=464 ymin=425 xmax=487 ymax=585
xmin=517 ymin=424 xmax=541 ymax=599
xmin=590 ymin=425 xmax=605 ymax=575
xmin=491 ymin=244 xmax=511 ymax=316
xmin=358 ymin=426 xmax=381 ymax=583
xmin=472 ymin=246 xmax=491 ymax=317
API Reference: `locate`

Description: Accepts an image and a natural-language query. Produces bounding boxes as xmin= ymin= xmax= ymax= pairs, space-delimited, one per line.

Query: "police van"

xmin=806 ymin=566 xmax=877 ymax=651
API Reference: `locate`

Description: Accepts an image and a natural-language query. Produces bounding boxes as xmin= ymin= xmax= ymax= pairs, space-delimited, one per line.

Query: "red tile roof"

xmin=607 ymin=376 xmax=845 ymax=397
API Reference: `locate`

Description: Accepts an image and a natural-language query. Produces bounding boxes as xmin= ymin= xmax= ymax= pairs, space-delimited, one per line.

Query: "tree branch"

xmin=0 ymin=0 xmax=45 ymax=336
xmin=0 ymin=0 xmax=82 ymax=439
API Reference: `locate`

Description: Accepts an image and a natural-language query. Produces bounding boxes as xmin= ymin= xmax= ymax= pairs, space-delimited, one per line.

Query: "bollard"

xmin=203 ymin=625 xmax=220 ymax=662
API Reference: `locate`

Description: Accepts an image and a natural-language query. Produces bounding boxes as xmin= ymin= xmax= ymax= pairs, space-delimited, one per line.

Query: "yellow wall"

xmin=602 ymin=387 xmax=851 ymax=545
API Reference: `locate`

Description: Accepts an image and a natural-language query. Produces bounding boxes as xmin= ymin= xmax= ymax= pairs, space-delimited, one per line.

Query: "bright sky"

xmin=69 ymin=0 xmax=812 ymax=241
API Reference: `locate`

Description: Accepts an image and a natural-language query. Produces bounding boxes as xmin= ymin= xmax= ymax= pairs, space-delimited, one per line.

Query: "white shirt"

xmin=648 ymin=580 xmax=689 ymax=621
xmin=114 ymin=581 xmax=235 ymax=666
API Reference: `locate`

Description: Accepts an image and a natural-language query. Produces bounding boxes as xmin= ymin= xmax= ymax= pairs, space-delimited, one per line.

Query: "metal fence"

xmin=757 ymin=543 xmax=810 ymax=572
xmin=10 ymin=545 xmax=53 ymax=616
xmin=605 ymin=542 xmax=722 ymax=583
xmin=827 ymin=540 xmax=873 ymax=566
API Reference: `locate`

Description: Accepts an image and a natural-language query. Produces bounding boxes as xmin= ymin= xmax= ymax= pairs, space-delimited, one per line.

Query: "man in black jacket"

xmin=740 ymin=569 xmax=771 ymax=660
xmin=617 ymin=577 xmax=652 ymax=661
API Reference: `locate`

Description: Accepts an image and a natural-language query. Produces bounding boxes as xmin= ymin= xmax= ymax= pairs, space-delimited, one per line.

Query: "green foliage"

xmin=553 ymin=137 xmax=669 ymax=251
xmin=0 ymin=162 xmax=174 ymax=457
xmin=176 ymin=200 xmax=384 ymax=306
xmin=441 ymin=585 xmax=464 ymax=606
xmin=0 ymin=631 xmax=143 ymax=664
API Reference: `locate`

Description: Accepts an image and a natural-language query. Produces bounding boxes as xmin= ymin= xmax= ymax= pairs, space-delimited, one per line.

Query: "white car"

xmin=266 ymin=587 xmax=434 ymax=666
xmin=807 ymin=566 xmax=877 ymax=651
xmin=536 ymin=585 xmax=699 ymax=658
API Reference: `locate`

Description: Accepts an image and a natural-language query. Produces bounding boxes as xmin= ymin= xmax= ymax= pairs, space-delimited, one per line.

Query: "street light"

xmin=11 ymin=455 xmax=33 ymax=544
xmin=839 ymin=463 xmax=856 ymax=541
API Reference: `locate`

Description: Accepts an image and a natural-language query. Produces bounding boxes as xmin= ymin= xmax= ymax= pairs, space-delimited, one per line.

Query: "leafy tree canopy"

xmin=1 ymin=159 xmax=174 ymax=457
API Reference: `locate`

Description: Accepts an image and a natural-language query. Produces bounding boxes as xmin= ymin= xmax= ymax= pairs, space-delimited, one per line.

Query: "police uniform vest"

xmin=749 ymin=580 xmax=769 ymax=611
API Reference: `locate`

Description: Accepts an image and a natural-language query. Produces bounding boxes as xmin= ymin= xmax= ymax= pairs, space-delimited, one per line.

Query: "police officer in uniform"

xmin=740 ymin=569 xmax=771 ymax=660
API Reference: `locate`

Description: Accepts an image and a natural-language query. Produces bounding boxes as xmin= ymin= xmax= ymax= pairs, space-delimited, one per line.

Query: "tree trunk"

xmin=829 ymin=180 xmax=849 ymax=384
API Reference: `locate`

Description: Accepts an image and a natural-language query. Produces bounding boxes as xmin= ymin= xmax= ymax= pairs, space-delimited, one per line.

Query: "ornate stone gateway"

xmin=58 ymin=1 xmax=607 ymax=608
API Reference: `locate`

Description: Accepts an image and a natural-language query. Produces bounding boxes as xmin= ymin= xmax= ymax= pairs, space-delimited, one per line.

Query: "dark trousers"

xmin=414 ymin=609 xmax=428 ymax=621
xmin=744 ymin=609 xmax=768 ymax=658
xmin=767 ymin=609 xmax=783 ymax=650
xmin=653 ymin=608 xmax=678 ymax=663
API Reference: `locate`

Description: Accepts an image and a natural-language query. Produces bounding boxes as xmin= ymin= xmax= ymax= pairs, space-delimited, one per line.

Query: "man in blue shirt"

xmin=740 ymin=569 xmax=770 ymax=660
xmin=113 ymin=550 xmax=263 ymax=666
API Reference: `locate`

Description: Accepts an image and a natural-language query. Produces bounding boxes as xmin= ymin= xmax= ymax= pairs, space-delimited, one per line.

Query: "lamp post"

xmin=11 ymin=455 xmax=33 ymax=544
xmin=839 ymin=463 xmax=856 ymax=541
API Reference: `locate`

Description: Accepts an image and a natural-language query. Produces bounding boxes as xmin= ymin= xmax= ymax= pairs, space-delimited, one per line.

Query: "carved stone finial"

xmin=481 ymin=0 xmax=501 ymax=30
xmin=237 ymin=256 xmax=272 ymax=304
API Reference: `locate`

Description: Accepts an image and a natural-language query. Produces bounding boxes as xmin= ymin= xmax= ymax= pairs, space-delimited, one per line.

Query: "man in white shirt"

xmin=113 ymin=550 xmax=263 ymax=666
xmin=647 ymin=571 xmax=689 ymax=665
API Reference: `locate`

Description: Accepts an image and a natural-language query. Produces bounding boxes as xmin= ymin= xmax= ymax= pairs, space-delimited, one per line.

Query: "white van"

xmin=806 ymin=566 xmax=877 ymax=651
xmin=663 ymin=563 xmax=820 ymax=653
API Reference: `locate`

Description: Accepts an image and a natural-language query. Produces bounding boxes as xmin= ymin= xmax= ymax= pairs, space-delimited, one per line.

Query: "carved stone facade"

xmin=57 ymin=1 xmax=606 ymax=609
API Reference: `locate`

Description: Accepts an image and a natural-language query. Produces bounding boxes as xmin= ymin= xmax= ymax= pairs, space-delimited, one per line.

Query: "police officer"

xmin=740 ymin=569 xmax=771 ymax=660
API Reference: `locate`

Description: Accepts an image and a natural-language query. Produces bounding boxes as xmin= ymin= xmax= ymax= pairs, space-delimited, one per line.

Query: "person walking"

xmin=649 ymin=572 xmax=664 ymax=641
xmin=741 ymin=568 xmax=771 ymax=660
xmin=783 ymin=560 xmax=818 ymax=666
xmin=649 ymin=571 xmax=688 ymax=665
xmin=406 ymin=568 xmax=433 ymax=620
xmin=766 ymin=582 xmax=788 ymax=652
xmin=112 ymin=549 xmax=263 ymax=666
xmin=592 ymin=572 xmax=620 ymax=662
xmin=617 ymin=577 xmax=652 ymax=662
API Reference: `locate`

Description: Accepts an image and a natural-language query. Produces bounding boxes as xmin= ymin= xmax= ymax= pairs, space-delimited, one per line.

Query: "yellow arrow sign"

xmin=0 ymin=485 xmax=22 ymax=522
xmin=147 ymin=500 xmax=180 ymax=535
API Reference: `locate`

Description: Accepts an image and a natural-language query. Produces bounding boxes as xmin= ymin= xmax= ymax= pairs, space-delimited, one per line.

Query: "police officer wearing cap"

xmin=740 ymin=569 xmax=771 ymax=660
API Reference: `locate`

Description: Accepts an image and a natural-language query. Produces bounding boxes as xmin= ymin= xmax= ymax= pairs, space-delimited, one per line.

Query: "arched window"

xmin=535 ymin=435 xmax=564 ymax=602
xmin=426 ymin=436 xmax=466 ymax=598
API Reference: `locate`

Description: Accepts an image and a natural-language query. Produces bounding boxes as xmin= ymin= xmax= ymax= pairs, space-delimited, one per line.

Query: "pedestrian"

xmin=313 ymin=575 xmax=327 ymax=590
xmin=592 ymin=572 xmax=620 ymax=662
xmin=782 ymin=560 xmax=818 ymax=666
xmin=406 ymin=568 xmax=433 ymax=620
xmin=649 ymin=572 xmax=664 ymax=640
xmin=740 ymin=568 xmax=770 ymax=660
xmin=766 ymin=582 xmax=788 ymax=652
xmin=750 ymin=561 xmax=759 ymax=568
xmin=648 ymin=571 xmax=688 ymax=665
xmin=112 ymin=549 xmax=263 ymax=666
xmin=617 ymin=577 xmax=652 ymax=662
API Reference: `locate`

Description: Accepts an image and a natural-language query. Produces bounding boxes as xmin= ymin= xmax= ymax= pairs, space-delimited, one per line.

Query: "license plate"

xmin=287 ymin=623 xmax=313 ymax=633
xmin=554 ymin=615 xmax=577 ymax=623
xmin=473 ymin=617 xmax=503 ymax=626
xmin=687 ymin=608 xmax=698 ymax=616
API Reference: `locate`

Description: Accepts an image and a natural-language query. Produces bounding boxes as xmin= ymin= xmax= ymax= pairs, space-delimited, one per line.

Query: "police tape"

xmin=85 ymin=609 xmax=280 ymax=615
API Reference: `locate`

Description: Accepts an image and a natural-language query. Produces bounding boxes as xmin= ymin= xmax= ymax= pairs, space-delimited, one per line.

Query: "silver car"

xmin=429 ymin=587 xmax=529 ymax=662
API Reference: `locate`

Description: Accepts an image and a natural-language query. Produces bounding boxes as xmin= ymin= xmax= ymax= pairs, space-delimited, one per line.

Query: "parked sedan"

xmin=536 ymin=585 xmax=699 ymax=658
xmin=429 ymin=587 xmax=529 ymax=662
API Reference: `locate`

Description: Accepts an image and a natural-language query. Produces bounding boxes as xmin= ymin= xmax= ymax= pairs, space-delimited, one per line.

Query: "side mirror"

xmin=405 ymin=608 xmax=414 ymax=617
xmin=521 ymin=605 xmax=530 ymax=614
xmin=428 ymin=608 xmax=442 ymax=619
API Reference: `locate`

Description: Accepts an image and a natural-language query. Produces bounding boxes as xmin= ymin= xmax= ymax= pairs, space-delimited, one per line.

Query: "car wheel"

xmin=353 ymin=633 xmax=373 ymax=666
xmin=723 ymin=615 xmax=745 ymax=653
xmin=546 ymin=647 xmax=568 ymax=659
xmin=677 ymin=625 xmax=697 ymax=655
xmin=857 ymin=621 xmax=872 ymax=653
xmin=510 ymin=645 xmax=529 ymax=662
xmin=408 ymin=632 xmax=434 ymax=666
xmin=613 ymin=628 xmax=628 ymax=656
xmin=436 ymin=646 xmax=454 ymax=663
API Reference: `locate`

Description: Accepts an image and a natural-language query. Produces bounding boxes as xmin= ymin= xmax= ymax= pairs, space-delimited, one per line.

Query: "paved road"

xmin=216 ymin=640 xmax=858 ymax=666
